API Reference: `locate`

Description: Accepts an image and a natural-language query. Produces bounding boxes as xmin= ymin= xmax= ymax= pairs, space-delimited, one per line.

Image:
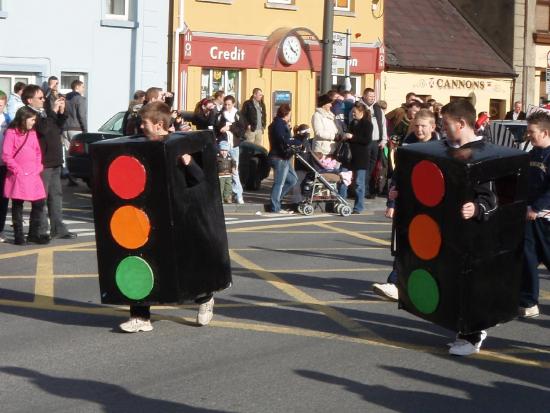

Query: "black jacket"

xmin=504 ymin=111 xmax=526 ymax=120
xmin=215 ymin=110 xmax=245 ymax=147
xmin=527 ymin=145 xmax=550 ymax=212
xmin=347 ymin=116 xmax=373 ymax=170
xmin=192 ymin=110 xmax=217 ymax=131
xmin=241 ymin=98 xmax=266 ymax=132
xmin=32 ymin=106 xmax=67 ymax=168
xmin=268 ymin=117 xmax=295 ymax=160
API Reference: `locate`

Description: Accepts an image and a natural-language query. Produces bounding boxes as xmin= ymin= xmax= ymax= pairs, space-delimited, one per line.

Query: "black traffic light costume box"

xmin=395 ymin=140 xmax=528 ymax=334
xmin=90 ymin=131 xmax=231 ymax=305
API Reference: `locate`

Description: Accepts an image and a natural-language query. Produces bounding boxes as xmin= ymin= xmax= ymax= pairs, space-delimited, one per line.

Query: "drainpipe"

xmin=172 ymin=0 xmax=185 ymax=109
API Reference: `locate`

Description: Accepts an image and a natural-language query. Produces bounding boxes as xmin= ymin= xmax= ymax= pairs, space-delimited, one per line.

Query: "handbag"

xmin=335 ymin=140 xmax=352 ymax=165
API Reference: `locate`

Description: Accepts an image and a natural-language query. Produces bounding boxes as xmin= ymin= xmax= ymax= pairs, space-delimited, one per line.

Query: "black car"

xmin=67 ymin=111 xmax=270 ymax=189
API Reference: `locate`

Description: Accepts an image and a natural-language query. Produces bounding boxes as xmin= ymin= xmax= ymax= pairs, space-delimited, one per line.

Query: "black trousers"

xmin=12 ymin=198 xmax=46 ymax=235
xmin=0 ymin=166 xmax=8 ymax=232
xmin=130 ymin=294 xmax=214 ymax=319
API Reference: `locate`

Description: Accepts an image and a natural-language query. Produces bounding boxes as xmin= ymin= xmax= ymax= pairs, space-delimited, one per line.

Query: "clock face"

xmin=280 ymin=36 xmax=301 ymax=65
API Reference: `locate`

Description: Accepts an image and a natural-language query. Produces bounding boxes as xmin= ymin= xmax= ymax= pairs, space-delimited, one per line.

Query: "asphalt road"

xmin=0 ymin=183 xmax=549 ymax=412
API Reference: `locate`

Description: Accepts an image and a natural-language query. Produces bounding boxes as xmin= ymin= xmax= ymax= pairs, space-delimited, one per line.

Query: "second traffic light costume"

xmin=91 ymin=131 xmax=231 ymax=305
xmin=395 ymin=140 xmax=528 ymax=334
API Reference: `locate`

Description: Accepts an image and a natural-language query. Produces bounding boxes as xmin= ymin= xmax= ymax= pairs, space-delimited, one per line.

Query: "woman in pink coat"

xmin=2 ymin=106 xmax=47 ymax=245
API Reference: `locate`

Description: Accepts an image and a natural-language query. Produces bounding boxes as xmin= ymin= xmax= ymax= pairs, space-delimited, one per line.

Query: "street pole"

xmin=321 ymin=0 xmax=334 ymax=95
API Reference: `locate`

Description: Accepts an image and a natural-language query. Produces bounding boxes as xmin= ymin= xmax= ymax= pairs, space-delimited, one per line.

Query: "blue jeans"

xmin=270 ymin=157 xmax=298 ymax=212
xmin=339 ymin=169 xmax=366 ymax=212
xmin=229 ymin=146 xmax=243 ymax=201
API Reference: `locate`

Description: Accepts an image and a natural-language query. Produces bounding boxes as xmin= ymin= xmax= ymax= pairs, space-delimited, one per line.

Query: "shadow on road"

xmin=0 ymin=366 xmax=233 ymax=412
xmin=295 ymin=366 xmax=550 ymax=412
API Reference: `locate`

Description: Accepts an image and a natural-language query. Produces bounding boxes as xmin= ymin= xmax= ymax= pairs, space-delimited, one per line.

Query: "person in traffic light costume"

xmin=394 ymin=99 xmax=528 ymax=356
xmin=91 ymin=101 xmax=231 ymax=333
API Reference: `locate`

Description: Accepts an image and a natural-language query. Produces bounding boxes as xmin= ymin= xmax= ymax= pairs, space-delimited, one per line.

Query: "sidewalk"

xmin=222 ymin=176 xmax=388 ymax=214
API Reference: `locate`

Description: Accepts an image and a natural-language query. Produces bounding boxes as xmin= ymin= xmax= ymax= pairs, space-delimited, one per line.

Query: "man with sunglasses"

xmin=22 ymin=84 xmax=76 ymax=242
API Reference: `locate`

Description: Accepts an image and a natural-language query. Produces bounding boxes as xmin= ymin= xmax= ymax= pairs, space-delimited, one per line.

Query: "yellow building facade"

xmin=175 ymin=0 xmax=385 ymax=146
xmin=382 ymin=72 xmax=514 ymax=119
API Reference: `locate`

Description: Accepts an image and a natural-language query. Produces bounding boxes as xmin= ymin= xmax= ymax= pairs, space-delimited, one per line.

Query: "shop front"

xmin=382 ymin=72 xmax=514 ymax=119
xmin=180 ymin=27 xmax=383 ymax=146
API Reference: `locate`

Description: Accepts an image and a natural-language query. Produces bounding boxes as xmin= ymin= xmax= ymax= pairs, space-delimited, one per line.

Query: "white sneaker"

xmin=197 ymin=297 xmax=214 ymax=326
xmin=449 ymin=330 xmax=487 ymax=356
xmin=237 ymin=197 xmax=245 ymax=204
xmin=447 ymin=330 xmax=487 ymax=347
xmin=0 ymin=232 xmax=6 ymax=243
xmin=119 ymin=317 xmax=153 ymax=333
xmin=519 ymin=305 xmax=540 ymax=318
xmin=372 ymin=283 xmax=399 ymax=301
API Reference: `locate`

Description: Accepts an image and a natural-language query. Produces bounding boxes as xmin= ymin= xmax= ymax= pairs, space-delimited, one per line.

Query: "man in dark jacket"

xmin=241 ymin=88 xmax=266 ymax=146
xmin=357 ymin=88 xmax=388 ymax=198
xmin=63 ymin=80 xmax=87 ymax=186
xmin=504 ymin=101 xmax=526 ymax=120
xmin=22 ymin=85 xmax=76 ymax=241
xmin=64 ymin=80 xmax=87 ymax=134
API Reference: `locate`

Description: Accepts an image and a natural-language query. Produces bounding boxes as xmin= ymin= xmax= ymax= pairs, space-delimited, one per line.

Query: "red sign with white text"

xmin=181 ymin=34 xmax=381 ymax=74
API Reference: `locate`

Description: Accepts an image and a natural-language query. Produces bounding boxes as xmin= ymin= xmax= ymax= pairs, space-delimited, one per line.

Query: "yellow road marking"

xmin=229 ymin=220 xmax=340 ymax=233
xmin=34 ymin=251 xmax=54 ymax=305
xmin=230 ymin=249 xmax=378 ymax=339
xmin=264 ymin=268 xmax=391 ymax=273
xmin=234 ymin=246 xmax=386 ymax=252
xmin=0 ymin=296 xmax=547 ymax=368
xmin=0 ymin=241 xmax=96 ymax=260
xmin=315 ymin=222 xmax=391 ymax=246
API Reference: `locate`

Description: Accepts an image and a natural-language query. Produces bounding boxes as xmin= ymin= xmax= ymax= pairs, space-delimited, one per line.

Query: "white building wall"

xmin=0 ymin=0 xmax=169 ymax=130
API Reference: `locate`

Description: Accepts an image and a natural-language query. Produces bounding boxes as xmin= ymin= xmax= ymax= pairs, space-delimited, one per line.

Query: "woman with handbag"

xmin=2 ymin=106 xmax=47 ymax=245
xmin=340 ymin=103 xmax=373 ymax=214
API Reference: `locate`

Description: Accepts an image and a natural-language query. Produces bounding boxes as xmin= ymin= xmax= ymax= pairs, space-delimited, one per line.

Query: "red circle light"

xmin=107 ymin=155 xmax=146 ymax=200
xmin=411 ymin=161 xmax=445 ymax=207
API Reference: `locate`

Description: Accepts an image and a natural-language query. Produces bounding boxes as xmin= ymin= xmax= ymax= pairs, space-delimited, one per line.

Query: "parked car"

xmin=67 ymin=111 xmax=270 ymax=189
xmin=67 ymin=111 xmax=125 ymax=187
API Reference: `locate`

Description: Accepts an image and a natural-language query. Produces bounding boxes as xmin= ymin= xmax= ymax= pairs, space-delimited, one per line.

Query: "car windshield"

xmin=98 ymin=112 xmax=125 ymax=133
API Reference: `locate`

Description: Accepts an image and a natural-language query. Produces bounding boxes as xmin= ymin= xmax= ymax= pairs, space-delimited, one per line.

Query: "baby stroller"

xmin=292 ymin=144 xmax=352 ymax=217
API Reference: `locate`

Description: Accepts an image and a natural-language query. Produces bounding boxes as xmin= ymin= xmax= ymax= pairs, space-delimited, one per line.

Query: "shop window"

xmin=60 ymin=72 xmax=87 ymax=95
xmin=201 ymin=69 xmax=241 ymax=103
xmin=489 ymin=99 xmax=506 ymax=120
xmin=331 ymin=75 xmax=361 ymax=96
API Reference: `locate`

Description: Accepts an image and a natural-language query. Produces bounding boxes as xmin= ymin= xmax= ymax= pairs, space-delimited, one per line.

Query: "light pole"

xmin=321 ymin=0 xmax=334 ymax=95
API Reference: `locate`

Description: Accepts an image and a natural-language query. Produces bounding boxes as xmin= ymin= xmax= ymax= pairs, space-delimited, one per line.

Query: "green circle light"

xmin=407 ymin=269 xmax=440 ymax=314
xmin=115 ymin=256 xmax=154 ymax=300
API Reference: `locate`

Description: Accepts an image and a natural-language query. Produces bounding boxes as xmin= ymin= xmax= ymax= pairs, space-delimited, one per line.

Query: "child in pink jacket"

xmin=2 ymin=106 xmax=47 ymax=245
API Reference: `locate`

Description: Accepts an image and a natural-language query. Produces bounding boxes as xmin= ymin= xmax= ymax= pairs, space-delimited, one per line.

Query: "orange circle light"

xmin=110 ymin=206 xmax=151 ymax=249
xmin=408 ymin=214 xmax=441 ymax=260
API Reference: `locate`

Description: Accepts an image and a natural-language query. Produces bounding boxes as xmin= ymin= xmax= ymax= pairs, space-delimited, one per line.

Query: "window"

xmin=331 ymin=75 xmax=361 ymax=96
xmin=334 ymin=0 xmax=351 ymax=12
xmin=106 ymin=0 xmax=128 ymax=20
xmin=60 ymin=72 xmax=87 ymax=95
xmin=201 ymin=69 xmax=241 ymax=103
xmin=267 ymin=0 xmax=292 ymax=4
xmin=0 ymin=73 xmax=35 ymax=95
xmin=0 ymin=0 xmax=7 ymax=19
